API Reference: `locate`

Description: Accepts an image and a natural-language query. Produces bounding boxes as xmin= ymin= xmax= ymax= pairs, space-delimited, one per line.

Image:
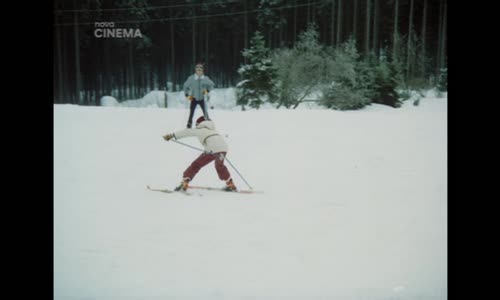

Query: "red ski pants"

xmin=183 ymin=152 xmax=231 ymax=181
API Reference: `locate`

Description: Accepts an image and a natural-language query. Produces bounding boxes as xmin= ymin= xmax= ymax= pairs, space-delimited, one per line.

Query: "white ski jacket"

xmin=173 ymin=120 xmax=228 ymax=153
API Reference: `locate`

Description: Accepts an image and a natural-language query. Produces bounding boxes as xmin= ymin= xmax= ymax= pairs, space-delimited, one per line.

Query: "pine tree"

xmin=370 ymin=52 xmax=401 ymax=107
xmin=236 ymin=31 xmax=277 ymax=109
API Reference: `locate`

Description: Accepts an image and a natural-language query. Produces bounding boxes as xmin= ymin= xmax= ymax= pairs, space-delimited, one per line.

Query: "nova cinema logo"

xmin=94 ymin=22 xmax=142 ymax=38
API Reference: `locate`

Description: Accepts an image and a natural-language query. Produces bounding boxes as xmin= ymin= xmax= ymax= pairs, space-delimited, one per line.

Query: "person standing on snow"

xmin=163 ymin=116 xmax=237 ymax=192
xmin=183 ymin=63 xmax=214 ymax=128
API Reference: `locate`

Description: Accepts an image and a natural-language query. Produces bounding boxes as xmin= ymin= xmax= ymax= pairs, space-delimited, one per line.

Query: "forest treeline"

xmin=53 ymin=0 xmax=447 ymax=107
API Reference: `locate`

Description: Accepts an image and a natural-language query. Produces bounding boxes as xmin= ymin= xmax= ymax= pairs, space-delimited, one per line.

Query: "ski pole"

xmin=222 ymin=156 xmax=253 ymax=190
xmin=171 ymin=139 xmax=253 ymax=190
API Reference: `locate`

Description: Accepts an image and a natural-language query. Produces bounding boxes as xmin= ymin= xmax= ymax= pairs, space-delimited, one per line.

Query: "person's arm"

xmin=163 ymin=128 xmax=196 ymax=141
xmin=171 ymin=128 xmax=197 ymax=140
xmin=183 ymin=76 xmax=192 ymax=96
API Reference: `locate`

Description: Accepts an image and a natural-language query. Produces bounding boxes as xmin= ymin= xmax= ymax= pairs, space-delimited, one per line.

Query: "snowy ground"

xmin=54 ymin=94 xmax=447 ymax=299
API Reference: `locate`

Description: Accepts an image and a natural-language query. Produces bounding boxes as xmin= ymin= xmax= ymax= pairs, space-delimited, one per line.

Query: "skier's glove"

xmin=186 ymin=95 xmax=194 ymax=101
xmin=163 ymin=134 xmax=175 ymax=141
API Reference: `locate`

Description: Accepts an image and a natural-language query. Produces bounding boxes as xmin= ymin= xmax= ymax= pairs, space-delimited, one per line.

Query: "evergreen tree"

xmin=368 ymin=50 xmax=402 ymax=107
xmin=236 ymin=31 xmax=277 ymax=109
xmin=372 ymin=61 xmax=401 ymax=107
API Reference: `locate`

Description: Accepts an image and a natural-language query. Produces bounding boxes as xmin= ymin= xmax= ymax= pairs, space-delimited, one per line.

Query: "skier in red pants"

xmin=163 ymin=116 xmax=237 ymax=192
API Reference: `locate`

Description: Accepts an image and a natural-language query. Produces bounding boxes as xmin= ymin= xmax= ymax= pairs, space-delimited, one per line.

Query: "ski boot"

xmin=175 ymin=177 xmax=190 ymax=191
xmin=224 ymin=178 xmax=237 ymax=192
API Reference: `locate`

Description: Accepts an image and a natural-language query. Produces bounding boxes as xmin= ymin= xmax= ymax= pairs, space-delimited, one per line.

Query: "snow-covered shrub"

xmin=321 ymin=83 xmax=370 ymax=110
xmin=273 ymin=23 xmax=326 ymax=109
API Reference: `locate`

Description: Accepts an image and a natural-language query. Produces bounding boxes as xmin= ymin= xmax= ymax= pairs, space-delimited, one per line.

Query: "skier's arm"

xmin=163 ymin=128 xmax=196 ymax=141
xmin=171 ymin=128 xmax=197 ymax=140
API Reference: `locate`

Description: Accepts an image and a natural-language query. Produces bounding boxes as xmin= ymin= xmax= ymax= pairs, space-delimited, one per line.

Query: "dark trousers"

xmin=187 ymin=98 xmax=209 ymax=127
xmin=183 ymin=152 xmax=230 ymax=181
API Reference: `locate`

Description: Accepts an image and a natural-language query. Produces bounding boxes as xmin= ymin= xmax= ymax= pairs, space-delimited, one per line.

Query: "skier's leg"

xmin=214 ymin=152 xmax=231 ymax=181
xmin=183 ymin=153 xmax=216 ymax=180
xmin=187 ymin=100 xmax=197 ymax=128
xmin=214 ymin=152 xmax=237 ymax=191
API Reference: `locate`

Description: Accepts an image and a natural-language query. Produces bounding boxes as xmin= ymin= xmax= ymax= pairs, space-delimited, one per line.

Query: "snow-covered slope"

xmin=54 ymin=96 xmax=447 ymax=299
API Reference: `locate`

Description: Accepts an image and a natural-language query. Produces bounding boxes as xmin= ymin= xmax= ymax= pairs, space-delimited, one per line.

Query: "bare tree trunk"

xmin=161 ymin=63 xmax=166 ymax=91
xmin=392 ymin=0 xmax=399 ymax=61
xmin=352 ymin=0 xmax=357 ymax=43
xmin=143 ymin=69 xmax=146 ymax=96
xmin=93 ymin=77 xmax=98 ymax=105
xmin=73 ymin=0 xmax=82 ymax=105
xmin=307 ymin=0 xmax=311 ymax=24
xmin=146 ymin=69 xmax=149 ymax=94
xmin=63 ymin=29 xmax=69 ymax=102
xmin=244 ymin=0 xmax=248 ymax=58
xmin=192 ymin=8 xmax=196 ymax=65
xmin=284 ymin=8 xmax=288 ymax=46
xmin=406 ymin=0 xmax=414 ymax=80
xmin=279 ymin=7 xmax=283 ymax=46
xmin=122 ymin=68 xmax=126 ymax=99
xmin=138 ymin=70 xmax=142 ymax=97
xmin=128 ymin=41 xmax=134 ymax=98
xmin=99 ymin=74 xmax=103 ymax=100
xmin=143 ymin=70 xmax=147 ymax=95
xmin=156 ymin=57 xmax=163 ymax=91
xmin=144 ymin=69 xmax=150 ymax=93
xmin=104 ymin=40 xmax=112 ymax=96
xmin=436 ymin=0 xmax=443 ymax=76
xmin=170 ymin=10 xmax=176 ymax=91
xmin=372 ymin=0 xmax=379 ymax=56
xmin=233 ymin=34 xmax=238 ymax=84
xmin=439 ymin=0 xmax=447 ymax=70
xmin=118 ymin=68 xmax=123 ymax=99
xmin=331 ymin=0 xmax=335 ymax=46
xmin=56 ymin=23 xmax=63 ymax=103
xmin=421 ymin=0 xmax=428 ymax=77
xmin=311 ymin=1 xmax=316 ymax=24
xmin=205 ymin=16 xmax=209 ymax=64
xmin=336 ymin=0 xmax=342 ymax=45
xmin=150 ymin=64 xmax=154 ymax=91
xmin=365 ymin=0 xmax=371 ymax=55
xmin=293 ymin=0 xmax=297 ymax=44
xmin=137 ymin=71 xmax=141 ymax=98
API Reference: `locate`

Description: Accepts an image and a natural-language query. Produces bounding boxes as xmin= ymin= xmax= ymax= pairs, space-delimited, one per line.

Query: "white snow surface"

xmin=54 ymin=94 xmax=447 ymax=300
